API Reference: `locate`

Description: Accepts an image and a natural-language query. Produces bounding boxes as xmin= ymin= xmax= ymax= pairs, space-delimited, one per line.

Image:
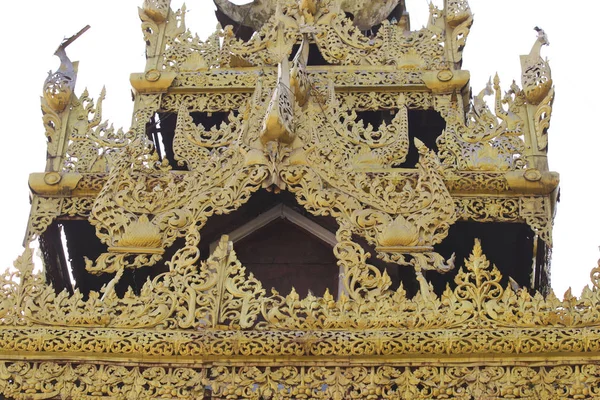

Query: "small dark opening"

xmin=354 ymin=110 xmax=396 ymax=131
xmin=39 ymin=222 xmax=72 ymax=294
xmin=214 ymin=9 xmax=255 ymax=42
xmin=351 ymin=234 xmax=421 ymax=298
xmin=356 ymin=3 xmax=405 ymax=37
xmin=148 ymin=111 xmax=236 ymax=171
xmin=290 ymin=43 xmax=329 ymax=66
xmin=62 ymin=219 xmax=172 ymax=298
xmin=199 ymin=190 xmax=340 ymax=298
xmin=428 ymin=221 xmax=541 ymax=295
xmin=398 ymin=109 xmax=445 ymax=168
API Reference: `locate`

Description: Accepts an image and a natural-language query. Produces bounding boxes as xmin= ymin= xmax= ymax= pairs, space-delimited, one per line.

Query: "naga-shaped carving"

xmin=437 ymin=78 xmax=526 ymax=171
xmin=520 ymin=27 xmax=552 ymax=105
xmin=41 ymin=26 xmax=89 ymax=171
xmin=64 ymin=88 xmax=133 ymax=172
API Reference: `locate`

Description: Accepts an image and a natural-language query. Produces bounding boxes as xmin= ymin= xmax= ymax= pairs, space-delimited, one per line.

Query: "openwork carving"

xmin=308 ymin=86 xmax=411 ymax=169
xmin=437 ymin=77 xmax=526 ymax=171
xmin=64 ymin=88 xmax=133 ymax=172
xmin=4 ymin=235 xmax=600 ymax=332
xmin=161 ymin=92 xmax=251 ymax=112
xmin=8 ymin=0 xmax=572 ymax=397
xmin=86 ymin=140 xmax=196 ymax=275
xmin=2 ymin=362 xmax=600 ymax=399
xmin=521 ymin=27 xmax=552 ymax=105
xmin=147 ymin=0 xmax=461 ymax=71
xmin=41 ymin=26 xmax=90 ymax=171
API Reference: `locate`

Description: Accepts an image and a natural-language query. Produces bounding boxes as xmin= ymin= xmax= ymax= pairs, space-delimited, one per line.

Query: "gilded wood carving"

xmin=5 ymin=0 xmax=575 ymax=398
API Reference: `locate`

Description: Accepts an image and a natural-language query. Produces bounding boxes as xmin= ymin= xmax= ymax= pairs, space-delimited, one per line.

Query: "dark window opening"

xmin=234 ymin=218 xmax=338 ymax=298
xmin=353 ymin=109 xmax=396 ymax=131
xmin=398 ymin=109 xmax=445 ymax=168
xmin=427 ymin=221 xmax=549 ymax=296
xmin=199 ymin=190 xmax=340 ymax=298
xmin=61 ymin=219 xmax=173 ymax=298
xmin=62 ymin=219 xmax=111 ymax=296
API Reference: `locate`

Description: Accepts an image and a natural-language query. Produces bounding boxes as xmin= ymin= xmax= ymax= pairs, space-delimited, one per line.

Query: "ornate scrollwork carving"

xmin=150 ymin=0 xmax=457 ymax=71
xmin=3 ymin=361 xmax=600 ymax=400
xmin=64 ymin=88 xmax=133 ymax=172
xmin=86 ymin=139 xmax=195 ymax=275
xmin=10 ymin=1 xmax=571 ymax=397
xmin=437 ymin=78 xmax=526 ymax=171
xmin=521 ymin=27 xmax=552 ymax=105
xmin=4 ymin=233 xmax=600 ymax=333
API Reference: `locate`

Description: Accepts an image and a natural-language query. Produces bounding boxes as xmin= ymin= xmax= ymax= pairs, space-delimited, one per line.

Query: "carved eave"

xmin=28 ymin=170 xmax=558 ymax=198
xmin=1 ymin=241 xmax=600 ymax=397
xmin=130 ymin=70 xmax=177 ymax=94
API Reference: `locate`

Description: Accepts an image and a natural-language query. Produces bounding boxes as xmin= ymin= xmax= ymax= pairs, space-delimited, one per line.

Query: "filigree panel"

xmin=0 ymin=362 xmax=206 ymax=399
xmin=3 ymin=361 xmax=600 ymax=399
xmin=153 ymin=0 xmax=455 ymax=70
xmin=7 ymin=230 xmax=597 ymax=333
xmin=437 ymin=77 xmax=527 ymax=171
xmin=25 ymin=196 xmax=95 ymax=241
xmin=336 ymin=91 xmax=433 ymax=111
xmin=172 ymin=69 xmax=425 ymax=90
xmin=455 ymin=197 xmax=520 ymax=222
xmin=161 ymin=92 xmax=251 ymax=113
xmin=64 ymin=88 xmax=133 ymax=173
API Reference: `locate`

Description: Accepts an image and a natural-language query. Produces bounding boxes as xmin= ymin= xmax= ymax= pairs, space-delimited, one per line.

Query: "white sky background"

xmin=0 ymin=0 xmax=597 ymax=297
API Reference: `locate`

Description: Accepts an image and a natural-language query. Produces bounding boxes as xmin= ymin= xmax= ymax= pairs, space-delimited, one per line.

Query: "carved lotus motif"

xmin=113 ymin=214 xmax=163 ymax=253
xmin=377 ymin=216 xmax=419 ymax=248
xmin=467 ymin=143 xmax=509 ymax=171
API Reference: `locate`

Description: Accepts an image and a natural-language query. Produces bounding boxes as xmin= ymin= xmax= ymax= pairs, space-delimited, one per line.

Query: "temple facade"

xmin=2 ymin=0 xmax=599 ymax=398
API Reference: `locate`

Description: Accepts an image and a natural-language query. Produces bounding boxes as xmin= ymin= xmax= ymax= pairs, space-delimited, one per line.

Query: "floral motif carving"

xmin=3 ymin=362 xmax=600 ymax=399
xmin=3 ymin=237 xmax=600 ymax=333
xmin=9 ymin=0 xmax=571 ymax=398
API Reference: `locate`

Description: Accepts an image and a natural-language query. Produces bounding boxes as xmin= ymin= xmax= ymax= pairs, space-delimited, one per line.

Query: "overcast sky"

xmin=0 ymin=0 xmax=597 ymax=297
